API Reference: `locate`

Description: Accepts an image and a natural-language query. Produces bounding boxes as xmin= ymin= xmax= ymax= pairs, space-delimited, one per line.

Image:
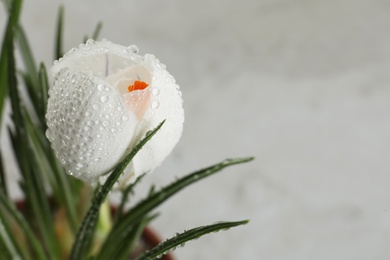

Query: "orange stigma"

xmin=128 ymin=80 xmax=149 ymax=92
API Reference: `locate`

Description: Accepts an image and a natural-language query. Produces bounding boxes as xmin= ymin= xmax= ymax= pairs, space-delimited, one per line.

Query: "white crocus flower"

xmin=45 ymin=39 xmax=184 ymax=186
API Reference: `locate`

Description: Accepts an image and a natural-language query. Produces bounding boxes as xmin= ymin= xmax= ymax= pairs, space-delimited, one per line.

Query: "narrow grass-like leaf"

xmin=91 ymin=21 xmax=103 ymax=40
xmin=55 ymin=5 xmax=64 ymax=60
xmin=26 ymin=151 xmax=60 ymax=258
xmin=0 ymin=218 xmax=24 ymax=260
xmin=115 ymin=173 xmax=147 ymax=221
xmin=103 ymin=157 xmax=254 ymax=250
xmin=0 ymin=190 xmax=47 ymax=260
xmin=7 ymin=0 xmax=22 ymax=26
xmin=70 ymin=120 xmax=165 ymax=260
xmin=0 ymin=150 xmax=7 ymax=196
xmin=1 ymin=0 xmax=12 ymax=11
xmin=114 ymin=216 xmax=149 ymax=260
xmin=22 ymin=108 xmax=78 ymax=231
xmin=97 ymin=208 xmax=158 ymax=259
xmin=7 ymin=32 xmax=59 ymax=258
xmin=0 ymin=40 xmax=8 ymax=126
xmin=3 ymin=18 xmax=57 ymax=258
xmin=15 ymin=25 xmax=39 ymax=90
xmin=0 ymin=234 xmax=12 ymax=259
xmin=0 ymin=0 xmax=22 ymax=126
xmin=38 ymin=63 xmax=49 ymax=118
xmin=19 ymin=72 xmax=41 ymax=121
xmin=83 ymin=21 xmax=103 ymax=43
xmin=137 ymin=220 xmax=249 ymax=260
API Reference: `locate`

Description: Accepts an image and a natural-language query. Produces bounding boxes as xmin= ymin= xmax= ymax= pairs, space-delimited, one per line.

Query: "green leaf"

xmin=115 ymin=173 xmax=147 ymax=221
xmin=113 ymin=216 xmax=149 ymax=260
xmin=0 ymin=190 xmax=47 ymax=260
xmin=0 ymin=150 xmax=7 ymax=196
xmin=0 ymin=234 xmax=13 ymax=260
xmin=0 ymin=0 xmax=22 ymax=128
xmin=0 ymin=218 xmax=24 ymax=260
xmin=97 ymin=215 xmax=156 ymax=260
xmin=83 ymin=21 xmax=103 ymax=43
xmin=22 ymin=108 xmax=78 ymax=231
xmin=92 ymin=21 xmax=103 ymax=41
xmin=6 ymin=31 xmax=60 ymax=258
xmin=70 ymin=120 xmax=166 ymax=260
xmin=55 ymin=5 xmax=64 ymax=60
xmin=0 ymin=38 xmax=8 ymax=126
xmin=7 ymin=0 xmax=22 ymax=26
xmin=1 ymin=0 xmax=12 ymax=11
xmin=137 ymin=220 xmax=249 ymax=260
xmin=103 ymin=157 xmax=254 ymax=251
xmin=38 ymin=63 xmax=49 ymax=118
xmin=15 ymin=25 xmax=39 ymax=90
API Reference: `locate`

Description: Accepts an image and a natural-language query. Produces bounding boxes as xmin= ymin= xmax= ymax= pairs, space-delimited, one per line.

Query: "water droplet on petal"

xmin=45 ymin=129 xmax=53 ymax=141
xmin=125 ymin=44 xmax=139 ymax=54
xmin=100 ymin=95 xmax=109 ymax=103
xmin=86 ymin=39 xmax=95 ymax=45
xmin=152 ymin=88 xmax=160 ymax=96
xmin=97 ymin=84 xmax=104 ymax=91
xmin=151 ymin=100 xmax=160 ymax=109
xmin=122 ymin=116 xmax=128 ymax=121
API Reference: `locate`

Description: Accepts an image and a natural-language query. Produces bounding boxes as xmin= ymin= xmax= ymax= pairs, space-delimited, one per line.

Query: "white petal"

xmin=46 ymin=68 xmax=138 ymax=183
xmin=123 ymin=54 xmax=184 ymax=183
xmin=47 ymin=39 xmax=184 ymax=185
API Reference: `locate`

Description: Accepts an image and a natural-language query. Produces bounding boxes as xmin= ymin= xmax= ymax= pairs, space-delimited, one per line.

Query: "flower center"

xmin=128 ymin=80 xmax=149 ymax=92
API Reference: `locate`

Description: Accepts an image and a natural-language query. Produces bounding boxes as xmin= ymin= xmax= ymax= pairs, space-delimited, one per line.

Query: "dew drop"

xmin=76 ymin=162 xmax=87 ymax=169
xmin=84 ymin=136 xmax=93 ymax=142
xmin=45 ymin=129 xmax=53 ymax=141
xmin=103 ymin=121 xmax=109 ymax=127
xmin=121 ymin=116 xmax=128 ymax=121
xmin=100 ymin=95 xmax=109 ymax=103
xmin=72 ymin=144 xmax=80 ymax=150
xmin=152 ymin=88 xmax=160 ymax=96
xmin=86 ymin=39 xmax=95 ymax=45
xmin=151 ymin=100 xmax=160 ymax=109
xmin=93 ymin=104 xmax=100 ymax=110
xmin=125 ymin=44 xmax=139 ymax=54
xmin=97 ymin=84 xmax=104 ymax=91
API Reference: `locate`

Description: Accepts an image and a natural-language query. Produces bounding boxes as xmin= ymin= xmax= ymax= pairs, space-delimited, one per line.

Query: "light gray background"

xmin=1 ymin=0 xmax=390 ymax=259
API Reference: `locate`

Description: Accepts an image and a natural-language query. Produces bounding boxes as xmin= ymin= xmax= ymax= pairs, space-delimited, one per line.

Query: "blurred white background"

xmin=1 ymin=0 xmax=390 ymax=259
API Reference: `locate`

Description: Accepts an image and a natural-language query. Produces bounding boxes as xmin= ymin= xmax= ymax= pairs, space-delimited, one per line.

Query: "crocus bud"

xmin=45 ymin=39 xmax=184 ymax=186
